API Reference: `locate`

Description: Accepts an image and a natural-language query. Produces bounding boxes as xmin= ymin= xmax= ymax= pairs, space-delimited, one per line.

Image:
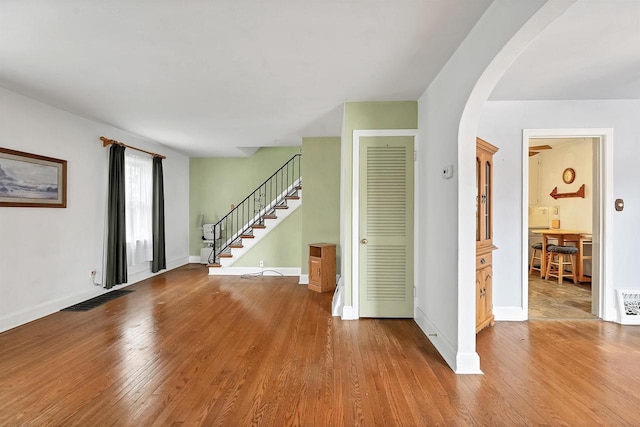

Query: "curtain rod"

xmin=100 ymin=136 xmax=166 ymax=159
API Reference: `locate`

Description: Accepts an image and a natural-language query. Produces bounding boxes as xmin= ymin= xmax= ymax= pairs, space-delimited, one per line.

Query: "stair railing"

xmin=206 ymin=153 xmax=302 ymax=264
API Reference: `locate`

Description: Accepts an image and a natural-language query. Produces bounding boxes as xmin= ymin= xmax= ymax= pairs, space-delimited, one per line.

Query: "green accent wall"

xmin=188 ymin=100 xmax=416 ymax=285
xmin=301 ymin=137 xmax=341 ymax=274
xmin=234 ymin=208 xmax=302 ymax=268
xmin=342 ymin=101 xmax=418 ymax=305
xmin=189 ymin=147 xmax=301 ymax=256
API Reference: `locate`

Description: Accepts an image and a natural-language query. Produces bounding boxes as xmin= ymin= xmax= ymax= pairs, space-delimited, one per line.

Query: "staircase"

xmin=205 ymin=154 xmax=302 ymax=274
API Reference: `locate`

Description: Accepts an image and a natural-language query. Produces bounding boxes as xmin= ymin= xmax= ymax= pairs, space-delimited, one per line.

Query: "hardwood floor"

xmin=2 ymin=264 xmax=640 ymax=425
xmin=529 ymin=273 xmax=595 ymax=319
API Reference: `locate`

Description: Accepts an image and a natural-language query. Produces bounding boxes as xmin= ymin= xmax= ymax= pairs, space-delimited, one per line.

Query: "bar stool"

xmin=529 ymin=242 xmax=545 ymax=276
xmin=530 ymin=243 xmax=557 ymax=278
xmin=545 ymin=245 xmax=578 ymax=284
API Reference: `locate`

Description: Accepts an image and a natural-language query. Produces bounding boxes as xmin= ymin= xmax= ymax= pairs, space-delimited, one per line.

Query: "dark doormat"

xmin=61 ymin=289 xmax=134 ymax=311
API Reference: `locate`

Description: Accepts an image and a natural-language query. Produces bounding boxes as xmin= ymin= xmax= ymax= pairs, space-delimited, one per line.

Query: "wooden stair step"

xmin=263 ymin=214 xmax=277 ymax=220
xmin=219 ymin=254 xmax=233 ymax=258
xmin=229 ymin=244 xmax=244 ymax=249
xmin=252 ymin=224 xmax=266 ymax=229
xmin=207 ymin=263 xmax=222 ymax=268
xmin=285 ymin=195 xmax=300 ymax=200
xmin=240 ymin=234 xmax=255 ymax=239
xmin=295 ymin=185 xmax=302 ymax=190
xmin=274 ymin=205 xmax=289 ymax=210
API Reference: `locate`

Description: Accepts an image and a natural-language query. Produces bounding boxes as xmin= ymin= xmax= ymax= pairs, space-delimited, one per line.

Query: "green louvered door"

xmin=359 ymin=136 xmax=414 ymax=318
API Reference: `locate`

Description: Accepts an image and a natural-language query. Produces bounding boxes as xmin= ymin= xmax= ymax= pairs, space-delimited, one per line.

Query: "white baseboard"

xmin=126 ymin=257 xmax=189 ymax=283
xmin=0 ymin=257 xmax=190 ymax=333
xmin=493 ymin=306 xmax=527 ymax=321
xmin=332 ymin=276 xmax=344 ymax=317
xmin=342 ymin=305 xmax=357 ymax=320
xmin=414 ymin=306 xmax=456 ymax=370
xmin=188 ymin=255 xmax=201 ymax=263
xmin=299 ymin=274 xmax=339 ymax=286
xmin=0 ymin=287 xmax=106 ymax=333
xmin=414 ymin=306 xmax=481 ymax=374
xmin=455 ymin=352 xmax=483 ymax=375
xmin=208 ymin=267 xmax=301 ymax=276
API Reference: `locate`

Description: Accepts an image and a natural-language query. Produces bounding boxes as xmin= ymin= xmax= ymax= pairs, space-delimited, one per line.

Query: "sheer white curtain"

xmin=125 ymin=151 xmax=153 ymax=266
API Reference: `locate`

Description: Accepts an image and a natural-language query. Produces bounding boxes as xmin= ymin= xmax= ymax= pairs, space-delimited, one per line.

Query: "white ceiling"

xmin=2 ymin=1 xmax=639 ymax=157
xmin=490 ymin=0 xmax=640 ymax=101
xmin=0 ymin=0 xmax=491 ymax=157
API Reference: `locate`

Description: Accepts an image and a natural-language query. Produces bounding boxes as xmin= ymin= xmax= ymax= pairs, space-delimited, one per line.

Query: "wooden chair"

xmin=545 ymin=245 xmax=578 ymax=284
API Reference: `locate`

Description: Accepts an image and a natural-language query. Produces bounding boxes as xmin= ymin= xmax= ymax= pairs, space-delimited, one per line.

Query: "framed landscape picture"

xmin=0 ymin=147 xmax=67 ymax=208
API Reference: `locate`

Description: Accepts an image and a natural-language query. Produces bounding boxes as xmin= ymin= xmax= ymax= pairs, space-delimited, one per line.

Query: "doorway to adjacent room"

xmin=527 ymin=137 xmax=595 ymax=319
xmin=522 ymin=128 xmax=614 ymax=321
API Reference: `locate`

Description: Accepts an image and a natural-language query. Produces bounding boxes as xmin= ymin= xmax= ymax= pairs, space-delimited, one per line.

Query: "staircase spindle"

xmin=207 ymin=154 xmax=301 ymax=265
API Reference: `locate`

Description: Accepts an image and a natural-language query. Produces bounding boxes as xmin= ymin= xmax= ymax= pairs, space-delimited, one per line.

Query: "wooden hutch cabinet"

xmin=308 ymin=243 xmax=336 ymax=293
xmin=476 ymin=137 xmax=498 ymax=333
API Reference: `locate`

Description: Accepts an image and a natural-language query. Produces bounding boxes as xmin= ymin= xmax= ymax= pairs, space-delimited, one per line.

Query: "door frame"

xmin=352 ymin=129 xmax=418 ymax=319
xmin=521 ymin=128 xmax=614 ymax=320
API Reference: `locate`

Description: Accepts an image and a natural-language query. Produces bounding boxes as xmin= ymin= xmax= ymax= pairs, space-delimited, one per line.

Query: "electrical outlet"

xmin=259 ymin=260 xmax=264 ymax=268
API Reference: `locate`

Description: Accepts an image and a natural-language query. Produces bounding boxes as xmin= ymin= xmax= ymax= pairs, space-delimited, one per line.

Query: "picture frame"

xmin=0 ymin=147 xmax=67 ymax=208
xmin=616 ymin=289 xmax=640 ymax=325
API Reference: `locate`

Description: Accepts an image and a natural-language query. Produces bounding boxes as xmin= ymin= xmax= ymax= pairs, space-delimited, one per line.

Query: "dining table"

xmin=531 ymin=229 xmax=592 ymax=282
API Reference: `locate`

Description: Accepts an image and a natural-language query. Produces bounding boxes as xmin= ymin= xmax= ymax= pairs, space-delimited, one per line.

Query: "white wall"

xmin=0 ymin=88 xmax=190 ymax=332
xmin=479 ymin=99 xmax=640 ymax=316
xmin=535 ymin=139 xmax=594 ymax=231
xmin=414 ymin=0 xmax=565 ymax=373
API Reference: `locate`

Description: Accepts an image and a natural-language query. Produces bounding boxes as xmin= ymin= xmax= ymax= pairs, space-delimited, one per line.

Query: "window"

xmin=125 ymin=151 xmax=153 ymax=266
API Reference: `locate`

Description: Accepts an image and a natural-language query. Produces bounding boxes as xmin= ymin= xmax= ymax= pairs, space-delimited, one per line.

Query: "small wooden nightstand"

xmin=308 ymin=243 xmax=336 ymax=293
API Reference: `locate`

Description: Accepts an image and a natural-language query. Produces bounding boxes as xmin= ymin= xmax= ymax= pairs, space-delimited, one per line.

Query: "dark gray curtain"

xmin=105 ymin=144 xmax=127 ymax=289
xmin=152 ymin=156 xmax=166 ymax=273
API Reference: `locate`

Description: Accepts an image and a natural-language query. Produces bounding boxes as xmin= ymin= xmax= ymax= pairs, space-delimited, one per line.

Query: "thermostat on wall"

xmin=442 ymin=164 xmax=454 ymax=179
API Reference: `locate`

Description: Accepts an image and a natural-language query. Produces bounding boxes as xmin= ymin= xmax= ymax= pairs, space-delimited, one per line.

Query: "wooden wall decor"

xmin=549 ymin=184 xmax=585 ymax=200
